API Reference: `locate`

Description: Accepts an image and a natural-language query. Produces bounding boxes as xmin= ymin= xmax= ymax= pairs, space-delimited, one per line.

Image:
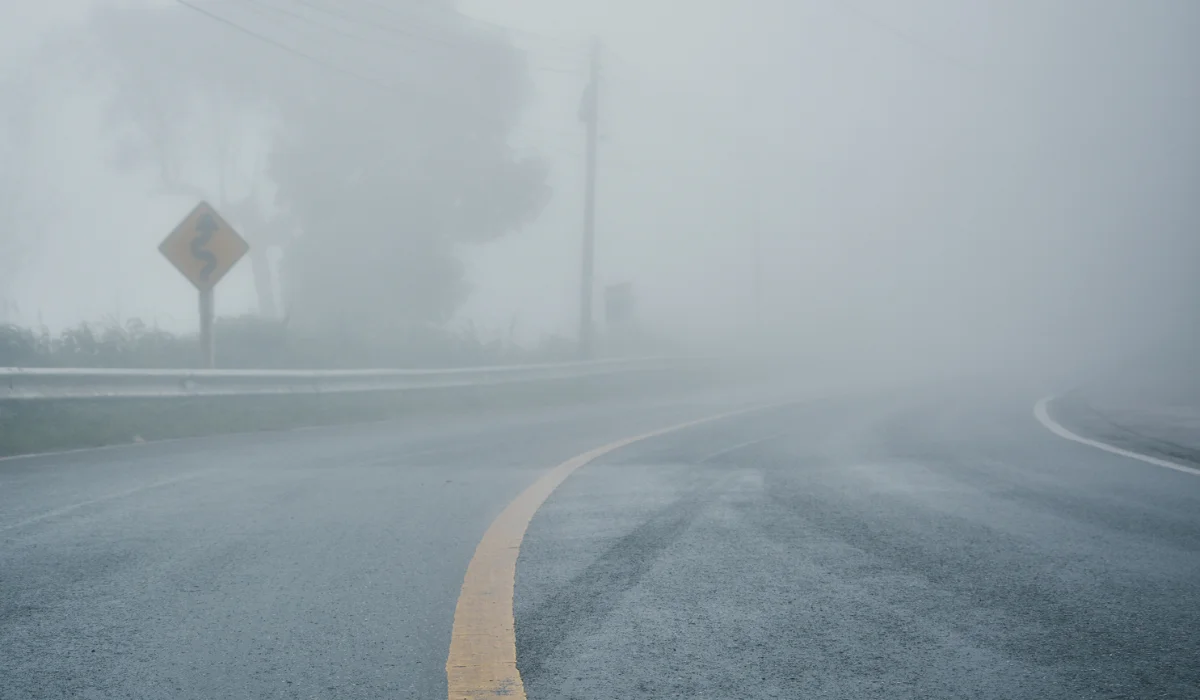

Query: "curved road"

xmin=3 ymin=384 xmax=1198 ymax=698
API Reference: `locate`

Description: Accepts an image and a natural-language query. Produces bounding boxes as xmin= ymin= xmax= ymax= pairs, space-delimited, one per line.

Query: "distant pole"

xmin=578 ymin=37 xmax=601 ymax=359
xmin=753 ymin=209 xmax=762 ymax=333
xmin=199 ymin=287 xmax=215 ymax=368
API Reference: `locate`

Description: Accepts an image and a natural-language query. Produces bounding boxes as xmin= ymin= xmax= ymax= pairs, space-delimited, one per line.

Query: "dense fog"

xmin=0 ymin=0 xmax=1196 ymax=378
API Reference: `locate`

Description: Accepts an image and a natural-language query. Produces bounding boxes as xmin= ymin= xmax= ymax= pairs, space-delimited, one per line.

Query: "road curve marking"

xmin=445 ymin=403 xmax=779 ymax=700
xmin=1034 ymin=396 xmax=1200 ymax=478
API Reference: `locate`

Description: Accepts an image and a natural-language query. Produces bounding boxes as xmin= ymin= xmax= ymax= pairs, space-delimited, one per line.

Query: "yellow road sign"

xmin=159 ymin=201 xmax=249 ymax=291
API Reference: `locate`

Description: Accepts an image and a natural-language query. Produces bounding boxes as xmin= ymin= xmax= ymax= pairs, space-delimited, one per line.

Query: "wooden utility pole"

xmin=578 ymin=37 xmax=601 ymax=359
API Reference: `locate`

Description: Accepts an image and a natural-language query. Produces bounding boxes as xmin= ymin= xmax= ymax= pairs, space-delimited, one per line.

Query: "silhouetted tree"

xmin=70 ymin=1 xmax=549 ymax=337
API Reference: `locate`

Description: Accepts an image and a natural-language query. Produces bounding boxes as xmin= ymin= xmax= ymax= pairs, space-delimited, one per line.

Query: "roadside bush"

xmin=0 ymin=316 xmax=580 ymax=369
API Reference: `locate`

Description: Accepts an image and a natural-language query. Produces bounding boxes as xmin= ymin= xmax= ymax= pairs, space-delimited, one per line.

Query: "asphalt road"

xmin=515 ymin=388 xmax=1200 ymax=699
xmin=4 ymin=383 xmax=1199 ymax=699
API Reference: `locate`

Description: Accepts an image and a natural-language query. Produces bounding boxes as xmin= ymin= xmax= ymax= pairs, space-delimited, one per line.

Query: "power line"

xmin=603 ymin=54 xmax=716 ymax=105
xmin=330 ymin=0 xmax=590 ymax=73
xmin=275 ymin=0 xmax=477 ymax=48
xmin=344 ymin=0 xmax=587 ymax=57
xmin=241 ymin=0 xmax=404 ymax=55
xmin=819 ymin=0 xmax=997 ymax=82
xmin=346 ymin=0 xmax=588 ymax=72
xmin=175 ymin=0 xmax=582 ymax=140
xmin=254 ymin=0 xmax=585 ymax=74
xmin=249 ymin=0 xmax=580 ymax=76
xmin=176 ymin=0 xmax=399 ymax=92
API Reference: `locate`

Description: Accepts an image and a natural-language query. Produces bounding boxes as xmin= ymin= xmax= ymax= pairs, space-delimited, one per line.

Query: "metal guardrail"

xmin=0 ymin=358 xmax=699 ymax=401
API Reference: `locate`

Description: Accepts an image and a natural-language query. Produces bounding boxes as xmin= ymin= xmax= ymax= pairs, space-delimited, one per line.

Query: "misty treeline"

xmin=6 ymin=1 xmax=550 ymax=351
xmin=0 ymin=315 xmax=580 ymax=370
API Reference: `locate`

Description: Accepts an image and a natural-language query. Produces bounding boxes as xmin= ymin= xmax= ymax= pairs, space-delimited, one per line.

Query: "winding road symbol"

xmin=191 ymin=213 xmax=220 ymax=283
xmin=159 ymin=201 xmax=249 ymax=291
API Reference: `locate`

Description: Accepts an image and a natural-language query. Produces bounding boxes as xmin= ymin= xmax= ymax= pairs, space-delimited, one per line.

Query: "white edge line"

xmin=0 ymin=471 xmax=210 ymax=533
xmin=1034 ymin=395 xmax=1200 ymax=478
xmin=0 ymin=440 xmax=149 ymax=464
xmin=0 ymin=417 xmax=398 ymax=465
xmin=698 ymin=430 xmax=792 ymax=463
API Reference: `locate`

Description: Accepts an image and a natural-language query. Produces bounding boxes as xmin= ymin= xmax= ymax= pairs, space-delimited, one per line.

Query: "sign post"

xmin=198 ymin=287 xmax=215 ymax=368
xmin=159 ymin=201 xmax=249 ymax=369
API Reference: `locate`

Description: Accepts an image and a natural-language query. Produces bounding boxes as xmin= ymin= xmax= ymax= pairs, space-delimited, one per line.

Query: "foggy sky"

xmin=1 ymin=0 xmax=1197 ymax=373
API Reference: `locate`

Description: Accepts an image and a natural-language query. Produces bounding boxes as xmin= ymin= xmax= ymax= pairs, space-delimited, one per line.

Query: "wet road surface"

xmin=3 ymin=385 xmax=1198 ymax=698
xmin=516 ymin=392 xmax=1200 ymax=699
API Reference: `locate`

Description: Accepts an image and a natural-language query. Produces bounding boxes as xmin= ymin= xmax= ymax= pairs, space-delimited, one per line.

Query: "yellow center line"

xmin=445 ymin=404 xmax=777 ymax=700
